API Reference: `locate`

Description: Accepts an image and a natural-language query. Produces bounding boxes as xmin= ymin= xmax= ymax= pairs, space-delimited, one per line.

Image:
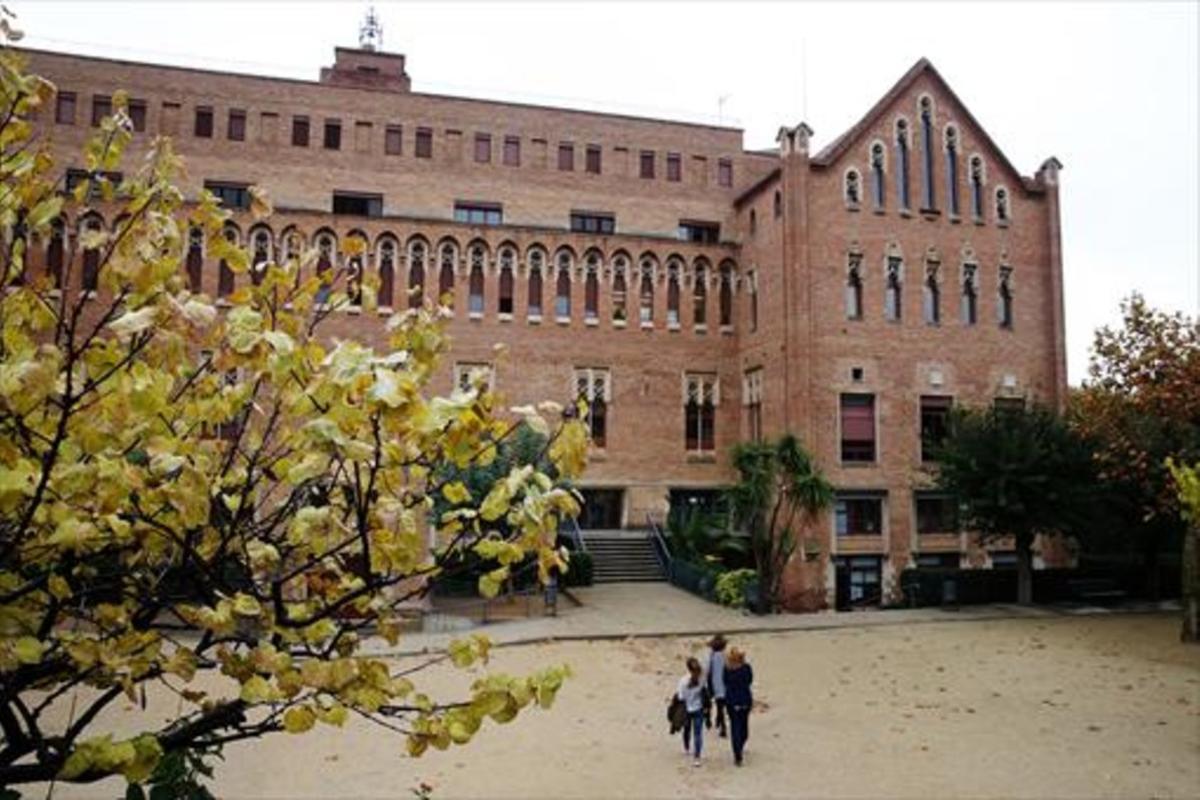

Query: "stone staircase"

xmin=580 ymin=529 xmax=667 ymax=583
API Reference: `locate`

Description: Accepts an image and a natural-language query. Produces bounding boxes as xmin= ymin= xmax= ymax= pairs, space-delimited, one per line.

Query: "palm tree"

xmin=728 ymin=434 xmax=833 ymax=612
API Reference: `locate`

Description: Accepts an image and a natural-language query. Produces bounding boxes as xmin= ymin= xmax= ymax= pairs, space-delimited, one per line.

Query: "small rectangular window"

xmin=385 ymin=125 xmax=402 ymax=155
xmin=558 ymin=143 xmax=574 ymax=171
xmin=324 ymin=119 xmax=342 ymax=150
xmin=915 ymin=492 xmax=959 ymax=534
xmin=684 ymin=373 xmax=718 ymax=453
xmin=204 ymin=180 xmax=251 ymax=210
xmin=503 ymin=136 xmax=520 ymax=166
xmin=454 ymin=202 xmax=502 ymax=226
xmin=292 ymin=116 xmax=310 ymax=147
xmin=920 ymin=395 xmax=953 ymax=462
xmin=415 ymin=127 xmax=433 ymax=158
xmin=835 ymin=495 xmax=883 ymax=536
xmin=640 ymin=150 xmax=655 ymax=179
xmin=91 ymin=95 xmax=112 ymax=127
xmin=194 ymin=106 xmax=213 ymax=138
xmin=332 ymin=191 xmax=383 ymax=217
xmin=474 ymin=133 xmax=491 ymax=163
xmin=55 ymin=91 xmax=76 ymax=125
xmin=666 ymin=153 xmax=681 ymax=182
xmin=65 ymin=168 xmax=123 ymax=193
xmin=227 ymin=109 xmax=246 ymax=141
xmin=585 ymin=145 xmax=602 ymax=174
xmin=718 ymin=159 xmax=733 ymax=187
xmin=570 ymin=212 xmax=615 ymax=234
xmin=128 ymin=99 xmax=147 ymax=132
xmin=840 ymin=393 xmax=876 ymax=463
xmin=677 ymin=221 xmax=720 ymax=244
xmin=993 ymin=396 xmax=1025 ymax=415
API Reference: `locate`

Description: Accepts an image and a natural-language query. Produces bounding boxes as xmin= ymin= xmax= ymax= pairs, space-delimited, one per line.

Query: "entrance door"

xmin=578 ymin=489 xmax=623 ymax=529
xmin=834 ymin=556 xmax=882 ymax=610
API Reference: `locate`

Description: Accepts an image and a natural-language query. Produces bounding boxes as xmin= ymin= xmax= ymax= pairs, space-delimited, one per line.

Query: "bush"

xmin=715 ymin=569 xmax=758 ymax=608
xmin=563 ymin=550 xmax=594 ymax=587
xmin=668 ymin=558 xmax=723 ymax=600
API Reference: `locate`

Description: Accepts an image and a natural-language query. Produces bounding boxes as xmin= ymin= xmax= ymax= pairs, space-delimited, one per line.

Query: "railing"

xmin=646 ymin=513 xmax=672 ymax=575
xmin=562 ymin=516 xmax=587 ymax=553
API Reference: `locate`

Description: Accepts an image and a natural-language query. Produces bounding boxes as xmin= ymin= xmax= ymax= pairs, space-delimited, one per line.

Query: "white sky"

xmin=12 ymin=1 xmax=1199 ymax=385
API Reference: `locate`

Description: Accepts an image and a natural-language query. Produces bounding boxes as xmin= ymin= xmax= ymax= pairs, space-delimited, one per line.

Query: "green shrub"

xmin=715 ymin=568 xmax=758 ymax=607
xmin=563 ymin=550 xmax=594 ymax=587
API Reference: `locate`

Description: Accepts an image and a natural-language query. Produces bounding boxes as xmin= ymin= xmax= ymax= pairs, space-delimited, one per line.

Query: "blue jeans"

xmin=681 ymin=711 xmax=704 ymax=757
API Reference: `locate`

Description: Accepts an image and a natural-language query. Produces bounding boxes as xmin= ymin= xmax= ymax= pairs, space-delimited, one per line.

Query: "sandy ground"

xmin=30 ymin=613 xmax=1200 ymax=799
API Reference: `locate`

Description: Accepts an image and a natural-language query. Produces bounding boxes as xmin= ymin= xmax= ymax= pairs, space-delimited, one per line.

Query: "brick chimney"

xmin=320 ymin=47 xmax=411 ymax=92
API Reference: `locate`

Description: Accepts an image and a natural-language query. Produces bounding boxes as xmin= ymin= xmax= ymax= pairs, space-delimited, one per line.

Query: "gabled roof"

xmin=811 ymin=57 xmax=1042 ymax=193
xmin=733 ymin=167 xmax=781 ymax=209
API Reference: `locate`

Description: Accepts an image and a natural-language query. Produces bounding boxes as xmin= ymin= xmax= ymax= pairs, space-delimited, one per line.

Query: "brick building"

xmin=19 ymin=42 xmax=1066 ymax=608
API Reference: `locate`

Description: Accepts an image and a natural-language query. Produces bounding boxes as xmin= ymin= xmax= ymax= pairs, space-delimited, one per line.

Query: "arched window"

xmin=378 ymin=239 xmax=396 ymax=309
xmin=498 ymin=247 xmax=515 ymax=316
xmin=81 ymin=216 xmax=102 ymax=293
xmin=961 ymin=263 xmax=978 ymax=325
xmin=870 ymin=142 xmax=886 ymax=209
xmin=998 ymin=266 xmax=1014 ymax=329
xmin=884 ymin=256 xmax=902 ymax=321
xmin=347 ymin=251 xmax=364 ymax=309
xmin=845 ymin=252 xmax=863 ymax=320
xmin=666 ymin=261 xmax=681 ymax=326
xmin=554 ymin=253 xmax=571 ymax=319
xmin=527 ymin=249 xmax=544 ymax=319
xmin=468 ymin=246 xmax=485 ymax=315
xmin=693 ymin=262 xmax=708 ymax=327
xmin=995 ymin=187 xmax=1010 ymax=223
xmin=748 ymin=209 xmax=757 ymax=236
xmin=611 ymin=256 xmax=628 ymax=323
xmin=250 ymin=228 xmax=271 ymax=287
xmin=410 ymin=241 xmax=429 ymax=309
xmin=919 ymin=96 xmax=935 ymax=210
xmin=747 ymin=270 xmax=758 ymax=332
xmin=219 ymin=226 xmax=242 ymax=300
xmin=895 ymin=119 xmax=911 ymax=211
xmin=845 ymin=169 xmax=861 ymax=207
xmin=944 ymin=126 xmax=960 ymax=216
xmin=719 ymin=264 xmax=734 ymax=327
xmin=970 ymin=156 xmax=985 ymax=219
xmin=584 ymin=252 xmax=599 ymax=322
xmin=47 ymin=218 xmax=65 ymax=290
xmin=638 ymin=259 xmax=654 ymax=324
xmin=282 ymin=229 xmax=303 ymax=288
xmin=773 ymin=190 xmax=782 ymax=219
xmin=923 ymin=260 xmax=940 ymax=325
xmin=186 ymin=226 xmax=203 ymax=293
xmin=438 ymin=243 xmax=456 ymax=307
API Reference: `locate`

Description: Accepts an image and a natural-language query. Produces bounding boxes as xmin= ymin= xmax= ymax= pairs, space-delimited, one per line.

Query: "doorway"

xmin=834 ymin=556 xmax=883 ymax=610
xmin=578 ymin=488 xmax=624 ymax=529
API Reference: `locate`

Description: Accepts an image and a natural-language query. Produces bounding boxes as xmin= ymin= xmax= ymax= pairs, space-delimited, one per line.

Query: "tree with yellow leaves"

xmin=0 ymin=18 xmax=585 ymax=792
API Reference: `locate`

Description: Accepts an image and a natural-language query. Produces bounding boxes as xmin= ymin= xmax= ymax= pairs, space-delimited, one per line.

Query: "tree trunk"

xmin=1183 ymin=522 xmax=1199 ymax=643
xmin=1016 ymin=541 xmax=1034 ymax=605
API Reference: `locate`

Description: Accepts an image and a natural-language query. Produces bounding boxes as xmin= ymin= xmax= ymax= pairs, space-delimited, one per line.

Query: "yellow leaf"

xmin=442 ymin=481 xmax=471 ymax=505
xmin=231 ymin=593 xmax=262 ymax=617
xmin=13 ymin=636 xmax=46 ymax=664
xmin=283 ymin=705 xmax=317 ymax=734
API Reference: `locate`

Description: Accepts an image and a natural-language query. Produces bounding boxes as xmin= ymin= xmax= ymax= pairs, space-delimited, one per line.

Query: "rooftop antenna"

xmin=359 ymin=5 xmax=383 ymax=51
xmin=717 ymin=93 xmax=731 ymax=125
xmin=800 ymin=35 xmax=808 ymax=121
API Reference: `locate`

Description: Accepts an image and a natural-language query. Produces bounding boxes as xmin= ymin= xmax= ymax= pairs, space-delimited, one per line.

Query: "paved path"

xmin=369 ymin=582 xmax=1177 ymax=656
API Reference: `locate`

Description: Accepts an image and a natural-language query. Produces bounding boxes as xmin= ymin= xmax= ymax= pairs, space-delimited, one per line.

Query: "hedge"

xmin=899 ymin=561 xmax=1181 ymax=607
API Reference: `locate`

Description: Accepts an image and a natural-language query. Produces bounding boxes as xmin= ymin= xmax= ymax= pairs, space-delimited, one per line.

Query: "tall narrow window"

xmin=840 ymin=393 xmax=876 ymax=462
xmin=895 ymin=119 xmax=911 ymax=210
xmin=503 ymin=136 xmax=520 ymax=166
xmin=998 ymin=266 xmax=1014 ymax=329
xmin=468 ymin=246 xmax=485 ymax=315
xmin=773 ymin=190 xmax=782 ymax=219
xmin=558 ymin=143 xmax=574 ymax=171
xmin=186 ymin=226 xmax=203 ymax=293
xmin=666 ymin=153 xmax=681 ymax=182
xmin=228 ymin=109 xmax=246 ymax=141
xmin=474 ymin=133 xmax=491 ymax=163
xmin=415 ymin=128 xmax=433 ymax=158
xmin=638 ymin=260 xmax=654 ymax=325
xmin=218 ymin=227 xmax=239 ymax=299
xmin=585 ymin=145 xmax=601 ymax=174
xmin=91 ymin=95 xmax=112 ymax=127
xmin=743 ymin=368 xmax=764 ymax=443
xmin=693 ymin=262 xmax=707 ymax=328
xmin=719 ymin=264 xmax=734 ymax=327
xmin=438 ymin=243 xmax=455 ymax=306
xmin=871 ymin=142 xmax=886 ymax=209
xmin=55 ymin=92 xmax=76 ymax=125
xmin=408 ymin=241 xmax=426 ymax=310
xmin=922 ymin=260 xmax=940 ymax=325
xmin=970 ymin=156 xmax=985 ymax=219
xmin=749 ymin=209 xmax=757 ymax=236
xmin=385 ymin=125 xmax=402 ymax=155
xmin=920 ymin=396 xmax=953 ymax=463
xmin=555 ymin=253 xmax=571 ymax=319
xmin=639 ymin=151 xmax=655 ymax=179
xmin=666 ymin=261 xmax=681 ymax=327
xmin=884 ymin=256 xmax=902 ymax=322
xmin=611 ymin=257 xmax=628 ymax=323
xmin=378 ymin=239 xmax=396 ymax=309
xmin=46 ymin=219 xmax=65 ymax=290
xmin=684 ymin=374 xmax=718 ymax=453
xmin=292 ymin=116 xmax=309 ymax=147
xmin=575 ymin=368 xmax=610 ymax=448
xmin=527 ymin=250 xmax=544 ymax=318
xmin=314 ymin=233 xmax=334 ymax=306
xmin=919 ymin=97 xmax=935 ymax=210
xmin=995 ymin=187 xmax=1010 ymax=223
xmin=347 ymin=251 xmax=364 ymax=309
xmin=324 ymin=119 xmax=342 ymax=150
xmin=945 ymin=126 xmax=960 ymax=216
xmin=194 ymin=106 xmax=213 ymax=138
xmin=845 ymin=169 xmax=861 ymax=208
xmin=961 ymin=263 xmax=978 ymax=325
xmin=250 ymin=228 xmax=270 ymax=286
xmin=498 ymin=248 xmax=515 ymax=315
xmin=584 ymin=253 xmax=599 ymax=322
xmin=846 ymin=252 xmax=864 ymax=320
xmin=747 ymin=271 xmax=758 ymax=332
xmin=128 ymin=100 xmax=147 ymax=132
xmin=718 ymin=159 xmax=733 ymax=187
xmin=81 ymin=217 xmax=102 ymax=292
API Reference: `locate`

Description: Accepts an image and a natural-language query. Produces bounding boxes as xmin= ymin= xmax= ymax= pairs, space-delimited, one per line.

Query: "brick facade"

xmin=19 ymin=46 xmax=1066 ymax=608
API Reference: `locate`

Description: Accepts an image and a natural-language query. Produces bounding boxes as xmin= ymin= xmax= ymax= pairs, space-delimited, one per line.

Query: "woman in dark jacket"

xmin=724 ymin=647 xmax=754 ymax=766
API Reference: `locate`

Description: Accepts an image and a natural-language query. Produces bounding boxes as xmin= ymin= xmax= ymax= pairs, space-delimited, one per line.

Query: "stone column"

xmin=1038 ymin=157 xmax=1067 ymax=409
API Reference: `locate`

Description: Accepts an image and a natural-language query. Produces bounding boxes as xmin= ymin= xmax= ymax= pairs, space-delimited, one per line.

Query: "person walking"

xmin=676 ymin=656 xmax=710 ymax=767
xmin=724 ymin=647 xmax=753 ymax=766
xmin=706 ymin=634 xmax=728 ymax=738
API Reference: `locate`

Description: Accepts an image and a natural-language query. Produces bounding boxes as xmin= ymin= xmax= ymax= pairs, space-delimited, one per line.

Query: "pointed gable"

xmin=811 ymin=58 xmax=1041 ymax=194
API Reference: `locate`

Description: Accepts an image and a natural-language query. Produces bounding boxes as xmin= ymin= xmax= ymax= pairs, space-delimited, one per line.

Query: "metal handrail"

xmin=565 ymin=516 xmax=587 ymax=553
xmin=646 ymin=514 xmax=672 ymax=574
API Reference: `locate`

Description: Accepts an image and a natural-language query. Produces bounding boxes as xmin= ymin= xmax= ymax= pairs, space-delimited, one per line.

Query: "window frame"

xmin=839 ymin=392 xmax=877 ymax=464
xmin=55 ymin=91 xmax=77 ymax=125
xmin=194 ymin=105 xmax=213 ymax=138
xmin=292 ymin=116 xmax=310 ymax=147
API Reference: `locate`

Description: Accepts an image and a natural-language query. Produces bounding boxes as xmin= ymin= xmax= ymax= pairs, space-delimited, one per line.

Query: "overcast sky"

xmin=13 ymin=1 xmax=1199 ymax=384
